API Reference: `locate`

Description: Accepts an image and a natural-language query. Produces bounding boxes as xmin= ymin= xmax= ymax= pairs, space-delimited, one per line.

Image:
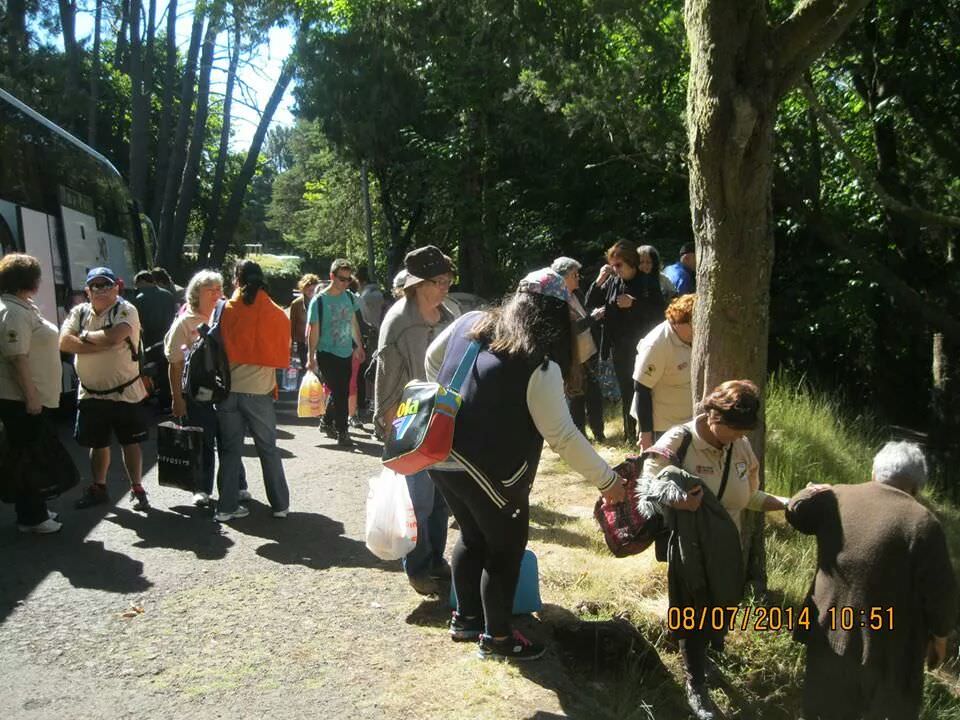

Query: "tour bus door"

xmin=17 ymin=206 xmax=60 ymax=326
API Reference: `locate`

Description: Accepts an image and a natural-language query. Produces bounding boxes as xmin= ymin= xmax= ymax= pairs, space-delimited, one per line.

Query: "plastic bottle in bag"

xmin=282 ymin=342 xmax=301 ymax=391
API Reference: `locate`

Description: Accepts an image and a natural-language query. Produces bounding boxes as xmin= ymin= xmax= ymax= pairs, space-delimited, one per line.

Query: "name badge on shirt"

xmin=695 ymin=465 xmax=715 ymax=476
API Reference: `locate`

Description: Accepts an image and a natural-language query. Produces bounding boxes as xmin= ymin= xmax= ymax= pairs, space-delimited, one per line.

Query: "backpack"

xmin=593 ymin=427 xmax=693 ymax=558
xmin=182 ymin=299 xmax=231 ymax=404
xmin=77 ymin=301 xmax=155 ymax=396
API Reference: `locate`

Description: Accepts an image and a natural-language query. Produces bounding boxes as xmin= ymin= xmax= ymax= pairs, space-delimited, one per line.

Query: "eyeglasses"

xmin=88 ymin=282 xmax=116 ymax=292
xmin=334 ymin=274 xmax=352 ymax=283
xmin=427 ymin=277 xmax=453 ymax=288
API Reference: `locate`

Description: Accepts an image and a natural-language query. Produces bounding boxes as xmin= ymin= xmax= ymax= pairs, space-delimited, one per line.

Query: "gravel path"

xmin=0 ymin=399 xmax=484 ymax=720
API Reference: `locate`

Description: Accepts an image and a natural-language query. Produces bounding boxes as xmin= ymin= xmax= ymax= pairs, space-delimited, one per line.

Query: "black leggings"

xmin=612 ymin=343 xmax=638 ymax=441
xmin=430 ymin=467 xmax=530 ymax=638
xmin=316 ymin=351 xmax=352 ymax=433
xmin=569 ymin=360 xmax=604 ymax=439
xmin=0 ymin=400 xmax=51 ymax=526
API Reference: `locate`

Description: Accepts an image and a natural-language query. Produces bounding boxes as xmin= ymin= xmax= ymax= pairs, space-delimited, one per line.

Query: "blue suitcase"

xmin=449 ymin=548 xmax=542 ymax=614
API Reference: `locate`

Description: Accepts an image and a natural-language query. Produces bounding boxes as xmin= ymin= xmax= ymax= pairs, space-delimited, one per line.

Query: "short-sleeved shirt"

xmin=643 ymin=419 xmax=759 ymax=532
xmin=632 ymin=320 xmax=692 ymax=432
xmin=163 ymin=309 xmax=206 ymax=363
xmin=308 ymin=290 xmax=358 ymax=358
xmin=0 ymin=294 xmax=62 ymax=408
xmin=63 ymin=298 xmax=147 ymax=404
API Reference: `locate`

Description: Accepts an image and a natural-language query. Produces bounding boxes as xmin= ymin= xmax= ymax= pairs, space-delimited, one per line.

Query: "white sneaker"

xmin=214 ymin=506 xmax=250 ymax=522
xmin=192 ymin=492 xmax=210 ymax=507
xmin=272 ymin=509 xmax=288 ymax=518
xmin=18 ymin=518 xmax=63 ymax=534
xmin=238 ymin=489 xmax=252 ymax=502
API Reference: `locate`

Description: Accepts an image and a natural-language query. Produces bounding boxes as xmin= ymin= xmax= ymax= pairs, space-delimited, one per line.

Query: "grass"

xmin=518 ymin=374 xmax=960 ymax=718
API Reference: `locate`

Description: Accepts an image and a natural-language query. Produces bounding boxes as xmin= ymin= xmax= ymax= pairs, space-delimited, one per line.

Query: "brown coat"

xmin=787 ymin=482 xmax=957 ymax=700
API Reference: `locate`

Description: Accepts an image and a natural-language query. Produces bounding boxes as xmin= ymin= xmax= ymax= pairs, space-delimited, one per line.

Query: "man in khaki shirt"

xmin=60 ymin=267 xmax=150 ymax=511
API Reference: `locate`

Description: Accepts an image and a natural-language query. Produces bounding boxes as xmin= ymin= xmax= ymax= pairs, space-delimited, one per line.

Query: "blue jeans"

xmin=402 ymin=470 xmax=449 ymax=578
xmin=216 ymin=393 xmax=289 ymax=514
xmin=185 ymin=398 xmax=246 ymax=496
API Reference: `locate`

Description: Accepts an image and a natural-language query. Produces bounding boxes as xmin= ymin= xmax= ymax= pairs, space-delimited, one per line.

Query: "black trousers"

xmin=430 ymin=467 xmax=530 ymax=638
xmin=317 ymin=351 xmax=352 ymax=433
xmin=612 ymin=343 xmax=638 ymax=441
xmin=569 ymin=360 xmax=605 ymax=440
xmin=0 ymin=399 xmax=51 ymax=526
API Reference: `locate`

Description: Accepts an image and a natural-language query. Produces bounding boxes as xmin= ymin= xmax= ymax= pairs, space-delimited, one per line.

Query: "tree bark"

xmin=57 ymin=0 xmax=82 ymax=128
xmin=197 ymin=8 xmax=242 ymax=265
xmin=168 ymin=0 xmax=225 ymax=273
xmin=209 ymin=58 xmax=297 ymax=269
xmin=2 ymin=0 xmax=28 ymax=71
xmin=128 ymin=0 xmax=147 ymax=207
xmin=151 ymin=0 xmax=180 ymax=225
xmin=88 ymin=0 xmax=103 ymax=146
xmin=361 ymin=158 xmax=376 ymax=283
xmin=115 ymin=0 xmax=130 ymax=69
xmin=156 ymin=10 xmax=205 ymax=265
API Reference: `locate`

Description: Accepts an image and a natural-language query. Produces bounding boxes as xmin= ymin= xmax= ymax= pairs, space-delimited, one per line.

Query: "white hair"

xmin=186 ymin=270 xmax=224 ymax=312
xmin=872 ymin=441 xmax=927 ymax=492
xmin=551 ymin=256 xmax=581 ymax=276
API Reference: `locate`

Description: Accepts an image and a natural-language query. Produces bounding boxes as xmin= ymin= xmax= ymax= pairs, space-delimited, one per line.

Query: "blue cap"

xmin=85 ymin=267 xmax=117 ymax=285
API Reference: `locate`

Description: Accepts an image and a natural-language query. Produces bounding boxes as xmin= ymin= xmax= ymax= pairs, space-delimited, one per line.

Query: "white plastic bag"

xmin=365 ymin=468 xmax=417 ymax=560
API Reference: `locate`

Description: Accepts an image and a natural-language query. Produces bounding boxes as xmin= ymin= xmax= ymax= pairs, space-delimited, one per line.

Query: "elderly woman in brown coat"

xmin=786 ymin=441 xmax=958 ymax=720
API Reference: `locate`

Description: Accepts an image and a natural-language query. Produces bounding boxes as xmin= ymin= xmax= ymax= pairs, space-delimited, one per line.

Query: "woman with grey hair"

xmin=872 ymin=440 xmax=928 ymax=491
xmin=552 ymin=256 xmax=605 ymax=442
xmin=164 ymin=270 xmax=247 ymax=507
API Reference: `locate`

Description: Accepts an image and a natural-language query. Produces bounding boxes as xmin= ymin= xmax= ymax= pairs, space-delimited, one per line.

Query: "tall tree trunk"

xmin=128 ymin=0 xmax=147 ymax=207
xmin=142 ymin=0 xmax=157 ymax=194
xmin=115 ymin=0 xmax=130 ymax=69
xmin=197 ymin=9 xmax=242 ymax=265
xmin=151 ymin=0 xmax=179 ymax=225
xmin=168 ymin=0 xmax=224 ymax=273
xmin=685 ymin=0 xmax=871 ymax=591
xmin=57 ymin=0 xmax=82 ymax=129
xmin=209 ymin=58 xmax=297 ymax=268
xmin=3 ymin=0 xmax=28 ymax=70
xmin=156 ymin=10 xmax=205 ymax=266
xmin=361 ymin=159 xmax=376 ymax=283
xmin=88 ymin=0 xmax=103 ymax=145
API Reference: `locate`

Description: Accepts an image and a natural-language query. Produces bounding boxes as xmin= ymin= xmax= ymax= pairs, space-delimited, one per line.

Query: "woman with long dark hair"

xmin=425 ymin=268 xmax=626 ymax=661
xmin=214 ymin=260 xmax=292 ymax=522
xmin=586 ymin=240 xmax=666 ymax=440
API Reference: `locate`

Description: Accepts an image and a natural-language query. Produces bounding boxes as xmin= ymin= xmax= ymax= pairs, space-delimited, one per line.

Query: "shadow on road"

xmin=231 ymin=499 xmax=400 ymax=572
xmin=105 ymin=505 xmax=234 ymax=561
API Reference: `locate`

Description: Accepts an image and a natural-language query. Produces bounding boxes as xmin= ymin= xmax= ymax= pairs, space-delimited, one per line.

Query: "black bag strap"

xmin=716 ymin=444 xmax=733 ymax=502
xmin=675 ymin=426 xmax=693 ymax=465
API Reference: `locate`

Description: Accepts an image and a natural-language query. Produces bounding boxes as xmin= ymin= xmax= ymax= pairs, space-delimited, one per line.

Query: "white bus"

xmin=0 ymin=87 xmax=152 ymax=397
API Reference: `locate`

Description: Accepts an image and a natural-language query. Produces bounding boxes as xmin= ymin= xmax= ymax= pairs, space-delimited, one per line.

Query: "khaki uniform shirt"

xmin=0 ymin=294 xmax=62 ymax=408
xmin=63 ymin=298 xmax=147 ymax=403
xmin=632 ymin=320 xmax=692 ymax=432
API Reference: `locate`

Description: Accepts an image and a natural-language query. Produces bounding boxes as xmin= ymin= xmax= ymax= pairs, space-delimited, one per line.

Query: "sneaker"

xmin=192 ymin=492 xmax=211 ymax=507
xmin=130 ymin=486 xmax=150 ymax=511
xmin=477 ymin=631 xmax=545 ymax=662
xmin=320 ymin=421 xmax=337 ymax=439
xmin=214 ymin=506 xmax=250 ymax=522
xmin=48 ymin=510 xmax=60 ymax=522
xmin=685 ymin=681 xmax=717 ymax=720
xmin=449 ymin=612 xmax=483 ymax=642
xmin=18 ymin=518 xmax=63 ymax=534
xmin=348 ymin=415 xmax=364 ymax=429
xmin=272 ymin=509 xmax=289 ymax=518
xmin=336 ymin=431 xmax=355 ymax=448
xmin=408 ymin=574 xmax=443 ymax=596
xmin=238 ymin=489 xmax=252 ymax=502
xmin=74 ymin=483 xmax=109 ymax=509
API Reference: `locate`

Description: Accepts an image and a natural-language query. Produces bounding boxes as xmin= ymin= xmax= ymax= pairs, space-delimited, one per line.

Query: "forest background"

xmin=1 ymin=0 xmax=958 ymax=483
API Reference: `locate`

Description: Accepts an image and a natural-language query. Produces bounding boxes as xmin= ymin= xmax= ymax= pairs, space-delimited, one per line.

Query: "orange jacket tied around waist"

xmin=220 ymin=289 xmax=291 ymax=369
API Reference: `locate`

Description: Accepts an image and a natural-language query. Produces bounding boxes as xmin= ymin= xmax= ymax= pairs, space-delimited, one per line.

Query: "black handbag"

xmin=156 ymin=420 xmax=205 ymax=492
xmin=0 ymin=420 xmax=80 ymax=502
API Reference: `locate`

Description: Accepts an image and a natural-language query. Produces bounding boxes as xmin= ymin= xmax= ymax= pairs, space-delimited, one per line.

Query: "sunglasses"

xmin=88 ymin=281 xmax=116 ymax=292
